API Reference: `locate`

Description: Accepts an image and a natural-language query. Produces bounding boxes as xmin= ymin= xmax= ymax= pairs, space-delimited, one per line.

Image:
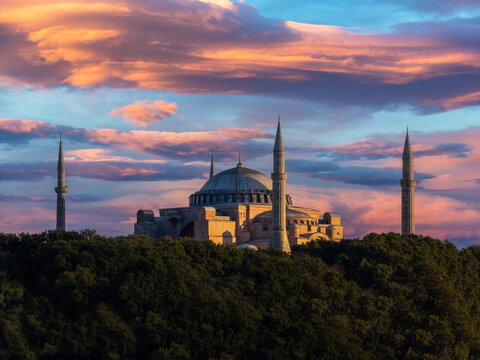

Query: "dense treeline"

xmin=1 ymin=231 xmax=480 ymax=359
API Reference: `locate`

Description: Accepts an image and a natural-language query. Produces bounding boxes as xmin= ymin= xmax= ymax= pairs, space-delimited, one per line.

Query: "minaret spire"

xmin=270 ymin=117 xmax=291 ymax=253
xmin=55 ymin=134 xmax=68 ymax=231
xmin=209 ymin=148 xmax=215 ymax=179
xmin=400 ymin=129 xmax=415 ymax=236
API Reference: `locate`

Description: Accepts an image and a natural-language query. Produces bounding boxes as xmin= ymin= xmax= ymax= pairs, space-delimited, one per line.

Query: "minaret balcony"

xmin=55 ymin=186 xmax=69 ymax=194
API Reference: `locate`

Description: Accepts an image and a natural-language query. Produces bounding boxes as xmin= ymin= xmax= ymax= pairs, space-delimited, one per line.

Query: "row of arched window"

xmin=189 ymin=193 xmax=294 ymax=206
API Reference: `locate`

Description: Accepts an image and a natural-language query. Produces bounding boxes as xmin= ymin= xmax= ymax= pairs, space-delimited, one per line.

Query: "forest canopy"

xmin=1 ymin=231 xmax=480 ymax=360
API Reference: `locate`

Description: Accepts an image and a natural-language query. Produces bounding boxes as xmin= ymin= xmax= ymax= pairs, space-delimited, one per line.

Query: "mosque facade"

xmin=134 ymin=121 xmax=343 ymax=250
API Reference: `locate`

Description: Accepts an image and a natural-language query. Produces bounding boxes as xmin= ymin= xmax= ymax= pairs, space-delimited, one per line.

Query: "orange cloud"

xmin=81 ymin=126 xmax=272 ymax=158
xmin=110 ymin=100 xmax=178 ymax=127
xmin=65 ymin=148 xmax=167 ymax=163
xmin=1 ymin=0 xmax=480 ymax=110
xmin=422 ymin=91 xmax=480 ymax=110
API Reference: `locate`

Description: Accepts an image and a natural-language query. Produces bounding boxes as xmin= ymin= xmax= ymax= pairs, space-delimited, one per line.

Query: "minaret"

xmin=270 ymin=117 xmax=291 ymax=253
xmin=400 ymin=129 xmax=415 ymax=236
xmin=209 ymin=149 xmax=215 ymax=179
xmin=55 ymin=134 xmax=68 ymax=231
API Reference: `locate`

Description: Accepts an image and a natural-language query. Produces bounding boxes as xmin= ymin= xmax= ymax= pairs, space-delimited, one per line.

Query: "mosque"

xmin=54 ymin=120 xmax=415 ymax=251
xmin=134 ymin=120 xmax=343 ymax=251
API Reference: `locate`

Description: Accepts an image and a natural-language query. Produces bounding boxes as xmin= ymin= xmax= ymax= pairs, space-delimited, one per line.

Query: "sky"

xmin=1 ymin=0 xmax=480 ymax=247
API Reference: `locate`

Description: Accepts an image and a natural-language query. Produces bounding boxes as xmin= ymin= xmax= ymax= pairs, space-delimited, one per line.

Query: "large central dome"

xmin=188 ymin=161 xmax=293 ymax=207
xmin=200 ymin=165 xmax=272 ymax=193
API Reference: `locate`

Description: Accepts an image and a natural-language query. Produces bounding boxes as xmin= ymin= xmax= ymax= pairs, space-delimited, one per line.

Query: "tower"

xmin=400 ymin=129 xmax=415 ymax=236
xmin=55 ymin=135 xmax=68 ymax=231
xmin=270 ymin=117 xmax=291 ymax=253
xmin=209 ymin=149 xmax=215 ymax=179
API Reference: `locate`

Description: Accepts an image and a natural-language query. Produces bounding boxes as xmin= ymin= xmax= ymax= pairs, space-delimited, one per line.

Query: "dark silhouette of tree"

xmin=0 ymin=231 xmax=479 ymax=359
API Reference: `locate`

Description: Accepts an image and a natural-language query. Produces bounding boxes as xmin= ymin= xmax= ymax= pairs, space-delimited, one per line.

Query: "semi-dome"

xmin=255 ymin=208 xmax=314 ymax=221
xmin=200 ymin=165 xmax=272 ymax=193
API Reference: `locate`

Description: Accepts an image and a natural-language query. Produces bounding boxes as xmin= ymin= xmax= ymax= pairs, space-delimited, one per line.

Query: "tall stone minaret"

xmin=209 ymin=148 xmax=215 ymax=179
xmin=400 ymin=129 xmax=415 ymax=236
xmin=270 ymin=117 xmax=291 ymax=253
xmin=55 ymin=135 xmax=68 ymax=231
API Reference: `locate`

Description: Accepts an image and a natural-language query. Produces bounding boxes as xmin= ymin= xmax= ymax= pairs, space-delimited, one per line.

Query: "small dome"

xmin=289 ymin=223 xmax=299 ymax=228
xmin=327 ymin=225 xmax=336 ymax=230
xmin=199 ymin=166 xmax=272 ymax=193
xmin=236 ymin=244 xmax=258 ymax=250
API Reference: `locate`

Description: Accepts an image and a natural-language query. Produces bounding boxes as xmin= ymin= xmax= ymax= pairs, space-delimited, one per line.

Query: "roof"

xmin=403 ymin=130 xmax=413 ymax=159
xmin=256 ymin=208 xmax=314 ymax=220
xmin=236 ymin=244 xmax=258 ymax=250
xmin=199 ymin=165 xmax=272 ymax=193
xmin=274 ymin=118 xmax=284 ymax=152
xmin=325 ymin=212 xmax=340 ymax=217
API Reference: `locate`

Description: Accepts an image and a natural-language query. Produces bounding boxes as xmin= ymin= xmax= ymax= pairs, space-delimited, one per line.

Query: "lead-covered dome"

xmin=189 ymin=162 xmax=293 ymax=207
xmin=200 ymin=165 xmax=272 ymax=193
xmin=190 ymin=162 xmax=292 ymax=206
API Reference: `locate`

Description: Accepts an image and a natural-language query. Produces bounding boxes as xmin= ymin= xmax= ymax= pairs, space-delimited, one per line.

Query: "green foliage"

xmin=0 ymin=230 xmax=479 ymax=359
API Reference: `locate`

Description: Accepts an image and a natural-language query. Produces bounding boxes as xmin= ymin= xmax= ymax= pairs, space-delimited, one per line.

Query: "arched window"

xmin=248 ymin=194 xmax=253 ymax=202
xmin=256 ymin=194 xmax=261 ymax=202
xmin=264 ymin=194 xmax=269 ymax=203
xmin=240 ymin=194 xmax=245 ymax=202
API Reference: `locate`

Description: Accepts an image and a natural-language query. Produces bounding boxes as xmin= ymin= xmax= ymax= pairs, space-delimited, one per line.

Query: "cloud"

xmin=288 ymin=184 xmax=480 ymax=246
xmin=0 ymin=193 xmax=102 ymax=203
xmin=0 ymin=194 xmax=52 ymax=202
xmin=400 ymin=0 xmax=480 ymax=14
xmin=110 ymin=100 xmax=178 ymax=127
xmin=65 ymin=148 xmax=167 ymax=163
xmin=313 ymin=138 xmax=471 ymax=160
xmin=0 ymin=118 xmax=56 ymax=143
xmin=286 ymin=159 xmax=340 ymax=173
xmin=316 ymin=166 xmax=434 ymax=187
xmin=78 ymin=127 xmax=273 ymax=160
xmin=0 ymin=160 xmax=205 ymax=182
xmin=1 ymin=1 xmax=480 ymax=112
xmin=287 ymin=159 xmax=434 ymax=187
xmin=0 ymin=118 xmax=273 ymax=160
xmin=0 ymin=163 xmax=53 ymax=181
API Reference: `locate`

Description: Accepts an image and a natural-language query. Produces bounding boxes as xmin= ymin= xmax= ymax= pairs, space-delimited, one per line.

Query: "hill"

xmin=1 ymin=231 xmax=480 ymax=359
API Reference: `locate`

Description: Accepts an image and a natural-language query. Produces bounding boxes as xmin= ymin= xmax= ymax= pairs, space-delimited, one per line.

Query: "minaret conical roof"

xmin=209 ymin=148 xmax=215 ymax=179
xmin=402 ymin=129 xmax=413 ymax=159
xmin=57 ymin=134 xmax=65 ymax=171
xmin=274 ymin=117 xmax=284 ymax=151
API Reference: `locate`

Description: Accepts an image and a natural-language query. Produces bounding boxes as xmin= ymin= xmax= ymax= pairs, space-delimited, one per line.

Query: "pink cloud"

xmin=0 ymin=118 xmax=56 ymax=137
xmin=0 ymin=117 xmax=273 ymax=160
xmin=65 ymin=148 xmax=166 ymax=163
xmin=289 ymin=185 xmax=480 ymax=245
xmin=80 ymin=126 xmax=273 ymax=158
xmin=110 ymin=100 xmax=178 ymax=127
xmin=1 ymin=116 xmax=479 ymax=244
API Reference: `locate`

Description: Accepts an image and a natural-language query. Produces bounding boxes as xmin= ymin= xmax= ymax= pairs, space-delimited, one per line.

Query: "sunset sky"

xmin=1 ymin=0 xmax=480 ymax=246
